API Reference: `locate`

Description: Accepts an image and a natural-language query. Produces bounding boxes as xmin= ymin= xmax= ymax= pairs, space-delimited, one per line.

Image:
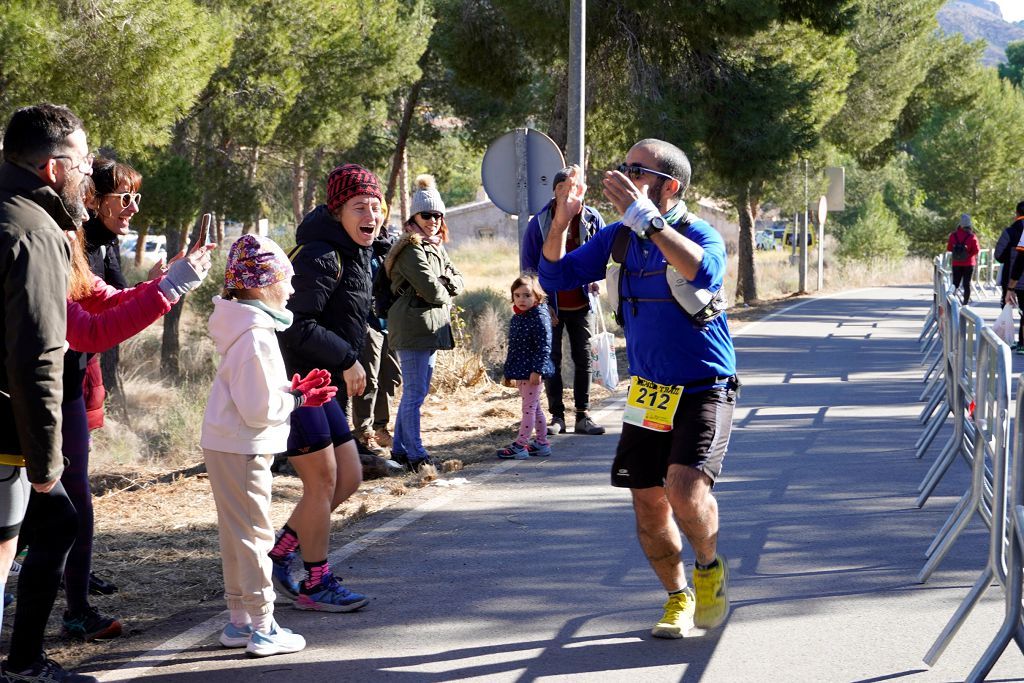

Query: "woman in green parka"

xmin=384 ymin=175 xmax=464 ymax=471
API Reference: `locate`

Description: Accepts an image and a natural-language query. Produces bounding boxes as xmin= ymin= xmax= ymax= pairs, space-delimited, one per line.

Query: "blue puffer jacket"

xmin=503 ymin=303 xmax=555 ymax=381
xmin=538 ymin=210 xmax=735 ymax=389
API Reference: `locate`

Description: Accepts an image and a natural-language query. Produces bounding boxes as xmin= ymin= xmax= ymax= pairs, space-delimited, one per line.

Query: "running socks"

xmin=302 ymin=560 xmax=330 ymax=592
xmin=695 ymin=558 xmax=720 ymax=571
xmin=270 ymin=525 xmax=300 ymax=560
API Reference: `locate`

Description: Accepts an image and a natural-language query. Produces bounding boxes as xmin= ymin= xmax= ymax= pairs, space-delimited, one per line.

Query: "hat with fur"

xmin=224 ymin=234 xmax=293 ymax=290
xmin=409 ymin=174 xmax=446 ymax=217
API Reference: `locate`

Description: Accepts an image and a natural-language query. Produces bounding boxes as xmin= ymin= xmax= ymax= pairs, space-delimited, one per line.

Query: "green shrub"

xmin=836 ymin=192 xmax=909 ymax=262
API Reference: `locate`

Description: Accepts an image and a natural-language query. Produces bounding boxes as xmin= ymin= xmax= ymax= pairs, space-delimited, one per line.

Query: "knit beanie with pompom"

xmin=409 ymin=174 xmax=446 ymax=217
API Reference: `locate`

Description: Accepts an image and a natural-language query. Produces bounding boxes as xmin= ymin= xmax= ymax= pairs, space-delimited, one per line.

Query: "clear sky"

xmin=998 ymin=0 xmax=1024 ymax=22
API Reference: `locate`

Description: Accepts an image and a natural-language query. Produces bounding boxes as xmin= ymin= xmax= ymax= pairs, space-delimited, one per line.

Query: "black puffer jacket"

xmin=279 ymin=205 xmax=372 ymax=386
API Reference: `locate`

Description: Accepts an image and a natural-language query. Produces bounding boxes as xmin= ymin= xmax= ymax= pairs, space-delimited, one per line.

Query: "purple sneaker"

xmin=294 ymin=572 xmax=368 ymax=612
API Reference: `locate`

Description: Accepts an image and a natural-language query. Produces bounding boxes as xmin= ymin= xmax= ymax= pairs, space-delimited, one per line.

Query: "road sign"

xmin=481 ymin=128 xmax=565 ymax=216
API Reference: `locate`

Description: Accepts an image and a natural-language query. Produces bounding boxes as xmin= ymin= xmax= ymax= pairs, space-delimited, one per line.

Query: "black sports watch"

xmin=643 ymin=215 xmax=668 ymax=239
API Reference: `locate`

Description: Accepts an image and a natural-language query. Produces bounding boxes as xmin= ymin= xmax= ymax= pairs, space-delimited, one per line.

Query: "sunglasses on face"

xmin=418 ymin=211 xmax=443 ymax=221
xmin=104 ymin=192 xmax=142 ymax=209
xmin=617 ymin=163 xmax=676 ymax=182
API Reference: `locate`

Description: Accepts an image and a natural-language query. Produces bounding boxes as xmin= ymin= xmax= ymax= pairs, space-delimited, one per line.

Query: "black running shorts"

xmin=611 ymin=380 xmax=737 ymax=489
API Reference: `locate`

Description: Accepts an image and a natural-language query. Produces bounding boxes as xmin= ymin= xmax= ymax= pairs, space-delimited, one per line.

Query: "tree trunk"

xmin=134 ymin=225 xmax=148 ymax=269
xmin=160 ymin=226 xmax=185 ymax=379
xmin=386 ymin=87 xmax=422 ymax=208
xmin=386 ymin=49 xmax=430 ymax=208
xmin=243 ymin=146 xmax=260 ymax=234
xmin=398 ymin=144 xmax=409 ymax=221
xmin=303 ymin=146 xmax=322 ymax=215
xmin=216 ymin=214 xmax=225 ymax=245
xmin=292 ymin=151 xmax=306 ymax=226
xmin=547 ymin=69 xmax=569 ymax=153
xmin=735 ymin=185 xmax=758 ymax=304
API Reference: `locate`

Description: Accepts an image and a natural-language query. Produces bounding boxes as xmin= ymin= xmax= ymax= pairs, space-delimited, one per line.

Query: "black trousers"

xmin=7 ymin=482 xmax=77 ymax=670
xmin=952 ymin=265 xmax=974 ymax=304
xmin=545 ymin=306 xmax=593 ymax=419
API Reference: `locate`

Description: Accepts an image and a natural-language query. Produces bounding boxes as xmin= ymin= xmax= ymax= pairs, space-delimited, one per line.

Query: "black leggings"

xmin=7 ymin=482 xmax=77 ymax=671
xmin=952 ymin=265 xmax=974 ymax=304
xmin=59 ymin=396 xmax=92 ymax=614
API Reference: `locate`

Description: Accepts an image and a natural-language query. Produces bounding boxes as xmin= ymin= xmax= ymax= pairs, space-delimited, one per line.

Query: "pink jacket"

xmin=67 ymin=275 xmax=172 ymax=353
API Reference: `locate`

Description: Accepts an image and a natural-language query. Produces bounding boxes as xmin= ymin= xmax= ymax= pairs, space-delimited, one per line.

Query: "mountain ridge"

xmin=939 ymin=0 xmax=1024 ymax=65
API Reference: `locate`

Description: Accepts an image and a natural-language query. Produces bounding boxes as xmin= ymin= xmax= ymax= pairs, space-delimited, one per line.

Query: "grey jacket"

xmin=384 ymin=232 xmax=464 ymax=352
xmin=0 ymin=162 xmax=73 ymax=483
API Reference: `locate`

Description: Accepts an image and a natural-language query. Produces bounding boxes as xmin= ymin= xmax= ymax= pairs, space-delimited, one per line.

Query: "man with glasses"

xmin=0 ymin=103 xmax=97 ymax=682
xmin=539 ymin=139 xmax=737 ymax=639
xmin=520 ymin=166 xmax=606 ymax=436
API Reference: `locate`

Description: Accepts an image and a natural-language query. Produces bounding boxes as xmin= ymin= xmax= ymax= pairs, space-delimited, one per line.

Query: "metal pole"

xmin=567 ymin=0 xmax=585 ymax=167
xmin=817 ymin=213 xmax=825 ymax=290
xmin=800 ymin=158 xmax=808 ymax=293
xmin=515 ymin=128 xmax=530 ymax=254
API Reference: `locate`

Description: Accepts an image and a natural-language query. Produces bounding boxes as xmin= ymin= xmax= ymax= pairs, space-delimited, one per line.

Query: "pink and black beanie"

xmin=224 ymin=234 xmax=293 ymax=290
xmin=326 ymin=163 xmax=383 ymax=214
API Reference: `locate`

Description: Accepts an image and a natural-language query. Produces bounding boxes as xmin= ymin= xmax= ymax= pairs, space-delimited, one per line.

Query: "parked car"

xmin=783 ymin=227 xmax=813 ymax=247
xmin=756 ymin=229 xmax=777 ymax=250
xmin=121 ymin=233 xmax=167 ymax=266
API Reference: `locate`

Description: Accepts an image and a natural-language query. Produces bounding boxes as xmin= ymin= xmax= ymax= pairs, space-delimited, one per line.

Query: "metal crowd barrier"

xmin=916 ymin=255 xmax=1024 ymax=678
xmin=915 ymin=290 xmax=959 ymax=463
xmin=919 ymin=260 xmax=950 ymax=406
xmin=918 ymin=308 xmax=998 ymax=582
xmin=971 ymin=248 xmax=998 ymax=301
xmin=924 ymin=332 xmax=1013 ymax=677
xmin=916 ymin=299 xmax=978 ymax=511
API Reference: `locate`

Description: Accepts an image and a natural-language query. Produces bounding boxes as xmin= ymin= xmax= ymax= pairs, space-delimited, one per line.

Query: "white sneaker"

xmin=219 ymin=622 xmax=253 ymax=648
xmin=245 ymin=621 xmax=306 ymax=657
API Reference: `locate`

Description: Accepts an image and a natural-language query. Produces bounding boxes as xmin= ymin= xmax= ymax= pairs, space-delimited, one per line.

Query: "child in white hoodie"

xmin=201 ymin=235 xmax=337 ymax=657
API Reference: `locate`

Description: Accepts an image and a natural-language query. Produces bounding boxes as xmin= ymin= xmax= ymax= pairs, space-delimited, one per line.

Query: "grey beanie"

xmin=409 ymin=174 xmax=446 ymax=216
xmin=959 ymin=213 xmax=973 ymax=229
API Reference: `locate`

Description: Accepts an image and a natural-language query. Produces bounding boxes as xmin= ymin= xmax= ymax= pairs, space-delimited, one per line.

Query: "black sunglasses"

xmin=418 ymin=211 xmax=443 ymax=221
xmin=103 ymin=192 xmax=142 ymax=208
xmin=617 ymin=163 xmax=676 ymax=182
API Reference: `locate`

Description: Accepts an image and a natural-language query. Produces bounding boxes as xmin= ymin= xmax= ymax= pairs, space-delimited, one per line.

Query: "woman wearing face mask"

xmin=384 ymin=175 xmax=464 ymax=472
xmin=270 ymin=164 xmax=381 ymax=613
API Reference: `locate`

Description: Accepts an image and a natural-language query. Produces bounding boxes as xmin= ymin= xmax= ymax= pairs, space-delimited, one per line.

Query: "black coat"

xmin=84 ymin=216 xmax=129 ymax=289
xmin=0 ymin=162 xmax=73 ymax=482
xmin=279 ymin=205 xmax=372 ymax=386
xmin=368 ymin=232 xmax=395 ymax=333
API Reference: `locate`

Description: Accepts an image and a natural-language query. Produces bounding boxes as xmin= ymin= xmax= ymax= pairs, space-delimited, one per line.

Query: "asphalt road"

xmin=84 ymin=285 xmax=1024 ymax=682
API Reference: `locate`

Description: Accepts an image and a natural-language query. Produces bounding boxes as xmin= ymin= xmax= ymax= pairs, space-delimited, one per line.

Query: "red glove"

xmin=290 ymin=370 xmax=337 ymax=408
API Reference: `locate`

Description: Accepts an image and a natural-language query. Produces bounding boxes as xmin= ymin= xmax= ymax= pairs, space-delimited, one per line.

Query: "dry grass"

xmin=32 ymin=235 xmax=931 ymax=668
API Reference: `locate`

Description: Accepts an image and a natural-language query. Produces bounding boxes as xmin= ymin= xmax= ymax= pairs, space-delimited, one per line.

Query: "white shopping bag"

xmin=590 ymin=295 xmax=620 ymax=392
xmin=993 ymin=304 xmax=1015 ymax=347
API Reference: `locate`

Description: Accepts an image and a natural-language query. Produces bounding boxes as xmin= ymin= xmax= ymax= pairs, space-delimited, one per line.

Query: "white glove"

xmin=622 ymin=196 xmax=662 ymax=238
xmin=158 ymin=259 xmax=204 ymax=303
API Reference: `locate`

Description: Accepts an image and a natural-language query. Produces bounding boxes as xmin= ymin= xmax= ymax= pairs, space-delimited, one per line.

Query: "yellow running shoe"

xmin=651 ymin=587 xmax=695 ymax=638
xmin=693 ymin=555 xmax=730 ymax=629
